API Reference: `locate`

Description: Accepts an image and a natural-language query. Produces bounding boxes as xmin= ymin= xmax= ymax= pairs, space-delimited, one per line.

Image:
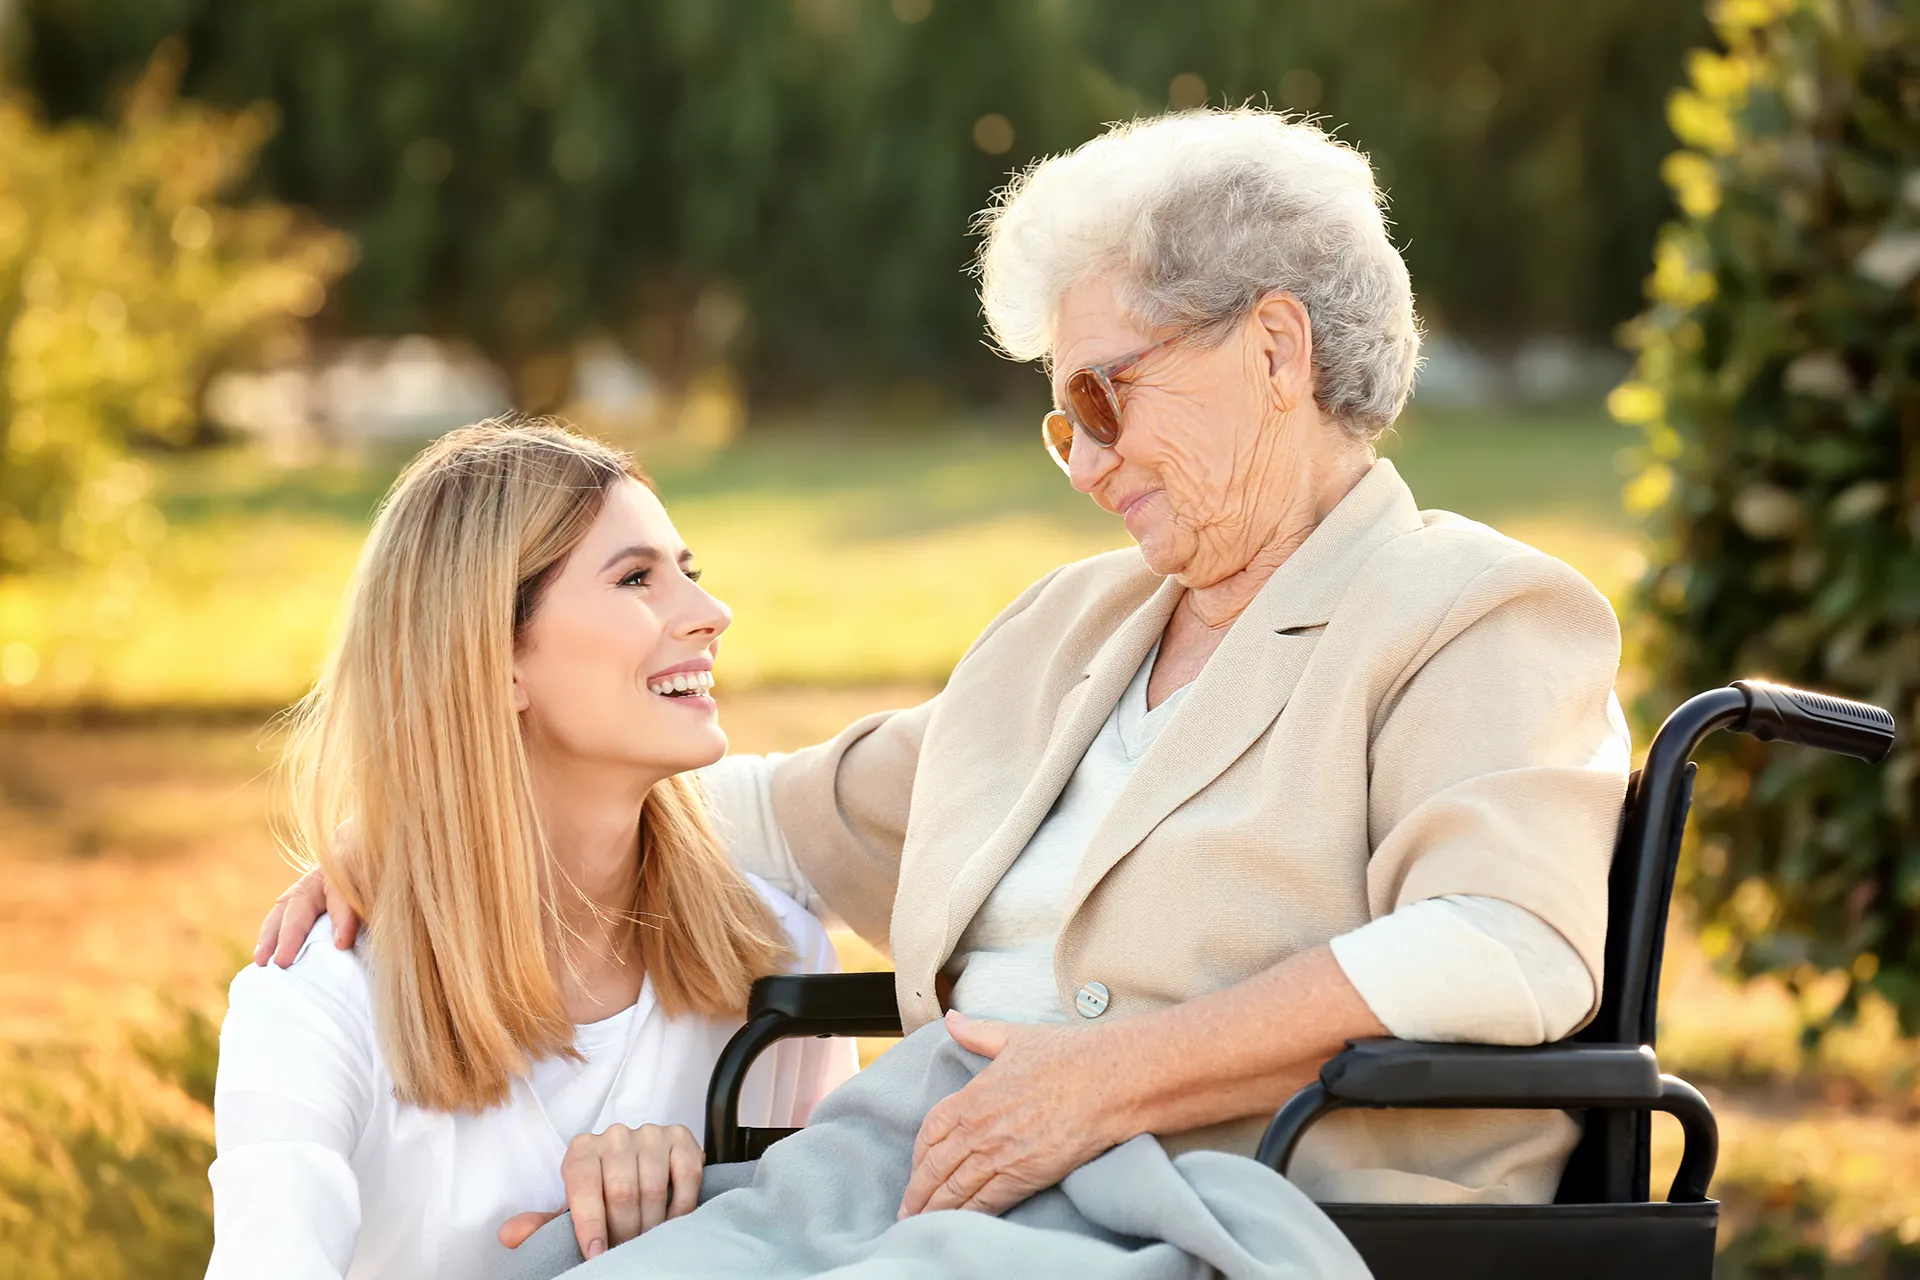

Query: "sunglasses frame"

xmin=1041 ymin=321 xmax=1210 ymax=474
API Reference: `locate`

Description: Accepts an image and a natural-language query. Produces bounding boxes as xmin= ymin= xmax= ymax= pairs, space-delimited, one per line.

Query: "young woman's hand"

xmin=253 ymin=869 xmax=360 ymax=966
xmin=497 ymin=1123 xmax=704 ymax=1259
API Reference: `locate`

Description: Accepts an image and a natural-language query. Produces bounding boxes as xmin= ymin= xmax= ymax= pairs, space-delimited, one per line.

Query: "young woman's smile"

xmin=646 ymin=656 xmax=716 ymax=709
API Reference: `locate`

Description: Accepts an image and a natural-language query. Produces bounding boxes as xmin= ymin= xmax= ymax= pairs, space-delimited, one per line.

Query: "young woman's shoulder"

xmin=220 ymin=914 xmax=380 ymax=1103
xmin=227 ymin=914 xmax=373 ymax=1015
xmin=742 ymin=873 xmax=844 ymax=977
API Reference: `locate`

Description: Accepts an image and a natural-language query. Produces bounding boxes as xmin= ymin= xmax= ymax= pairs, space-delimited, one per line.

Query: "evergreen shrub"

xmin=1615 ymin=0 xmax=1920 ymax=1030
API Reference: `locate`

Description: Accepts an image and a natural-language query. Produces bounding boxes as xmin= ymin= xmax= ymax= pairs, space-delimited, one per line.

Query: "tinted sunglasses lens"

xmin=1042 ymin=411 xmax=1075 ymax=471
xmin=1065 ymin=369 xmax=1121 ymax=445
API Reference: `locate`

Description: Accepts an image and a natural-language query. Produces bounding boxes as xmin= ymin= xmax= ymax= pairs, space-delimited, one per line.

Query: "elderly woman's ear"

xmin=1250 ymin=291 xmax=1316 ymax=413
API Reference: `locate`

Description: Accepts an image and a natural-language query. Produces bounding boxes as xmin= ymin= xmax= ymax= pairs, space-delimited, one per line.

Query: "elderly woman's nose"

xmin=1067 ymin=430 xmax=1118 ymax=494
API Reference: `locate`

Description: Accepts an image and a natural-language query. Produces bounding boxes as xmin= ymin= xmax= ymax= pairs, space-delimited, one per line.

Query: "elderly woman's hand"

xmin=897 ymin=1010 xmax=1129 ymax=1219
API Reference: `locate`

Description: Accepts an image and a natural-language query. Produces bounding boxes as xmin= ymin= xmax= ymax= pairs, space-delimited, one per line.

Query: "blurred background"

xmin=2 ymin=0 xmax=1917 ymax=1276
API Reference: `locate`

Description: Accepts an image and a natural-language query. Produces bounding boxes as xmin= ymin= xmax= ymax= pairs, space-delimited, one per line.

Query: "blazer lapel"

xmin=1060 ymin=459 xmax=1426 ymax=923
xmin=933 ymin=575 xmax=1183 ymax=962
xmin=1061 ymin=625 xmax=1319 ymax=923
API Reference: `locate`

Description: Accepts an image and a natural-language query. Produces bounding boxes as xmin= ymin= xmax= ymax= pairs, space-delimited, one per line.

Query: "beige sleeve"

xmin=1363 ymin=551 xmax=1629 ymax=1017
xmin=767 ymin=701 xmax=934 ymax=955
xmin=765 ymin=565 xmax=1069 ymax=957
xmin=1329 ymin=894 xmax=1597 ymax=1044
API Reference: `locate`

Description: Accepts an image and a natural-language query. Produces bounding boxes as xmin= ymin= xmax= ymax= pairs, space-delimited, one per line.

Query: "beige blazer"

xmin=767 ymin=459 xmax=1627 ymax=1204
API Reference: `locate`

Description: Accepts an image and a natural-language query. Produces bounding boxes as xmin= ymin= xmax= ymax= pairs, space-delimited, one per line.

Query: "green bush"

xmin=0 ymin=1002 xmax=219 ymax=1280
xmin=1615 ymin=0 xmax=1920 ymax=1030
xmin=0 ymin=43 xmax=350 ymax=577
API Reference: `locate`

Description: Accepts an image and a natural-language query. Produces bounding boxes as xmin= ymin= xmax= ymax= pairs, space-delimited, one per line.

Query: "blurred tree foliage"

xmin=1614 ymin=0 xmax=1920 ymax=1030
xmin=6 ymin=0 xmax=1704 ymax=404
xmin=0 ymin=43 xmax=350 ymax=575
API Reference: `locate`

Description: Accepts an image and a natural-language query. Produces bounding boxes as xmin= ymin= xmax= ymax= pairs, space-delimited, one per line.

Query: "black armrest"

xmin=1318 ymin=1038 xmax=1663 ymax=1104
xmin=707 ymin=973 xmax=904 ymax=1162
xmin=1257 ymin=1039 xmax=1717 ymax=1204
xmin=746 ymin=972 xmax=904 ymax=1031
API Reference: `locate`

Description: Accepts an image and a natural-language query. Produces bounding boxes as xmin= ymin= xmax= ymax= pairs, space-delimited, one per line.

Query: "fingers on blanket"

xmin=911 ymin=1097 xmax=959 ymax=1170
xmin=900 ymin=1127 xmax=984 ymax=1218
xmin=564 ymin=1123 xmax=705 ymax=1259
xmin=563 ymin=1140 xmax=611 ymax=1259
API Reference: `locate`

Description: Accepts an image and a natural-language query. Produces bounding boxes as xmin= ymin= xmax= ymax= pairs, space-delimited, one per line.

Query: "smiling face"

xmin=511 ymin=478 xmax=731 ymax=782
xmin=1049 ymin=272 xmax=1334 ymax=588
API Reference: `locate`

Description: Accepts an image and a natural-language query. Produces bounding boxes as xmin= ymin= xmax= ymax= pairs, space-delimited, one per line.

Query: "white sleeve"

xmin=737 ymin=883 xmax=861 ymax=1130
xmin=1328 ymin=894 xmax=1595 ymax=1044
xmin=205 ymin=934 xmax=376 ymax=1280
xmin=698 ymin=753 xmax=833 ymax=925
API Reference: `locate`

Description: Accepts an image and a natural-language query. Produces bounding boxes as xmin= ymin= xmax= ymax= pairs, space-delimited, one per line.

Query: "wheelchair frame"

xmin=704 ymin=680 xmax=1895 ymax=1279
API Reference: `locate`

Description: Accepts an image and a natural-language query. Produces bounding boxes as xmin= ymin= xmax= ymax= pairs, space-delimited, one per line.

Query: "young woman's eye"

xmin=619 ymin=568 xmax=650 ymax=588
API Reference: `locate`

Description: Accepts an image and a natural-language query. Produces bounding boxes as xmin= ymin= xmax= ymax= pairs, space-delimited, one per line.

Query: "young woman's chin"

xmin=635 ymin=693 xmax=729 ymax=769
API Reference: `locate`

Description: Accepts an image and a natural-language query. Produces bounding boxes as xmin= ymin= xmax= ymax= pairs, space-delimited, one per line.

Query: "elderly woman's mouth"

xmin=1116 ymin=489 xmax=1159 ymax=520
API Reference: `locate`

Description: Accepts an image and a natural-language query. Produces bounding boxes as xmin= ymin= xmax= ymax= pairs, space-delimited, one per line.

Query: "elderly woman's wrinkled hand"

xmin=897 ymin=1010 xmax=1128 ymax=1219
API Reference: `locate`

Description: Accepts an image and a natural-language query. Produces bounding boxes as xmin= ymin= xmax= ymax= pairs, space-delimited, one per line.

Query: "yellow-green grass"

xmin=0 ymin=409 xmax=1639 ymax=713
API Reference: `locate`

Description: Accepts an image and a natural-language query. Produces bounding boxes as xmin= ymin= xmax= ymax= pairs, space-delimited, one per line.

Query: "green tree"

xmin=9 ymin=0 xmax=1705 ymax=403
xmin=0 ymin=43 xmax=351 ymax=575
xmin=1615 ymin=0 xmax=1920 ymax=1029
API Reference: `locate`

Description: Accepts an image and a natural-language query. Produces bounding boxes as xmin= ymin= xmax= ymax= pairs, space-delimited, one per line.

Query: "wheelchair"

xmin=704 ymin=680 xmax=1896 ymax=1280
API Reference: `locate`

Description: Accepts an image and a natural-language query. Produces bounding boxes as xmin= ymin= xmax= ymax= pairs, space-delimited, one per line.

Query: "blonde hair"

xmin=278 ymin=418 xmax=791 ymax=1113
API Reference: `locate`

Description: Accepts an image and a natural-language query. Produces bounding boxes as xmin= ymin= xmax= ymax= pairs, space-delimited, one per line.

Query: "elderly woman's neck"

xmin=1178 ymin=443 xmax=1374 ymax=631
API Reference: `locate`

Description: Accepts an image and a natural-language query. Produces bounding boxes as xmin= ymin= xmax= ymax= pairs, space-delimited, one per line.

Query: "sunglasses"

xmin=1041 ymin=322 xmax=1208 ymax=474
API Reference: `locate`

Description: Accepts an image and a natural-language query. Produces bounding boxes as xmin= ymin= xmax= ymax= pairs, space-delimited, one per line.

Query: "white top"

xmin=526 ymin=1003 xmax=635 ymax=1143
xmin=947 ymin=644 xmax=1195 ymax=1021
xmin=206 ymin=876 xmax=855 ymax=1280
xmin=702 ymin=648 xmax=1617 ymax=1044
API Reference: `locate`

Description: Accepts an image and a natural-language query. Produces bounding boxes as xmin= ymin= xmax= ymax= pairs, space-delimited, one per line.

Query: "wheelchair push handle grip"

xmin=1732 ymin=680 xmax=1895 ymax=763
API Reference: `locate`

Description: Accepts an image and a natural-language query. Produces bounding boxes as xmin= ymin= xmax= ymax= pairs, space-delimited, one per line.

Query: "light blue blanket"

xmin=494 ymin=1022 xmax=1370 ymax=1280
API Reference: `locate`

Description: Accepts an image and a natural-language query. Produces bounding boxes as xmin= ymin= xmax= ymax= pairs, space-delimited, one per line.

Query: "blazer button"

xmin=1074 ymin=981 xmax=1110 ymax=1019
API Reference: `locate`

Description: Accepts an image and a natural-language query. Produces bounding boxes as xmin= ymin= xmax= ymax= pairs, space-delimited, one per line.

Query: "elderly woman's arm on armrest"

xmin=1332 ymin=894 xmax=1595 ymax=1045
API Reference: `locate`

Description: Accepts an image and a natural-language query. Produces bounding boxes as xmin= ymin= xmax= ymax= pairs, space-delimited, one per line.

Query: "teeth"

xmin=649 ymin=670 xmax=714 ymax=697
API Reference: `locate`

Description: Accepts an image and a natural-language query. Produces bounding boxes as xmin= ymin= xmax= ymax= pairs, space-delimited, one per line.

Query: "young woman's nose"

xmin=1068 ymin=427 xmax=1121 ymax=495
xmin=670 ymin=576 xmax=732 ymax=642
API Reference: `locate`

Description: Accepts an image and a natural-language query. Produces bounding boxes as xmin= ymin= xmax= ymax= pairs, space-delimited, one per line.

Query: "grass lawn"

xmin=0 ymin=407 xmax=1641 ymax=712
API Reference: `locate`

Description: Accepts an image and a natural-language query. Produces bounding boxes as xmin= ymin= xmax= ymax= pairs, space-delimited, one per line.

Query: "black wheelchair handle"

xmin=1257 ymin=1041 xmax=1718 ymax=1205
xmin=706 ymin=973 xmax=904 ymax=1163
xmin=1732 ymin=680 xmax=1895 ymax=763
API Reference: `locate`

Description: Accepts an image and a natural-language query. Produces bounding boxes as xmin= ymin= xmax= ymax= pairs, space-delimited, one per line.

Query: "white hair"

xmin=974 ymin=108 xmax=1421 ymax=438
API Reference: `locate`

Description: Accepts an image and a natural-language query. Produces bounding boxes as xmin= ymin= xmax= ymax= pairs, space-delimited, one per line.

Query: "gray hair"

xmin=974 ymin=109 xmax=1421 ymax=439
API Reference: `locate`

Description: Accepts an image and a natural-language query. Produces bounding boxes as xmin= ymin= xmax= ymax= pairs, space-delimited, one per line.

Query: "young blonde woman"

xmin=206 ymin=421 xmax=854 ymax=1280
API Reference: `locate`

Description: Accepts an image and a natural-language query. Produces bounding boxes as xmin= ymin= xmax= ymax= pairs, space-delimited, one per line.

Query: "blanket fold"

xmin=493 ymin=1023 xmax=1370 ymax=1280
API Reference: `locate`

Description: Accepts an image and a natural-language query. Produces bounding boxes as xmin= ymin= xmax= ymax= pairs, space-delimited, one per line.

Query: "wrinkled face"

xmin=1050 ymin=272 xmax=1313 ymax=586
xmin=512 ymin=478 xmax=731 ymax=780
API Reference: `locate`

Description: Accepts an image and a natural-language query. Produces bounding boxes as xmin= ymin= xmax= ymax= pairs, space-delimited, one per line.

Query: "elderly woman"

xmin=265 ymin=108 xmax=1625 ymax=1226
